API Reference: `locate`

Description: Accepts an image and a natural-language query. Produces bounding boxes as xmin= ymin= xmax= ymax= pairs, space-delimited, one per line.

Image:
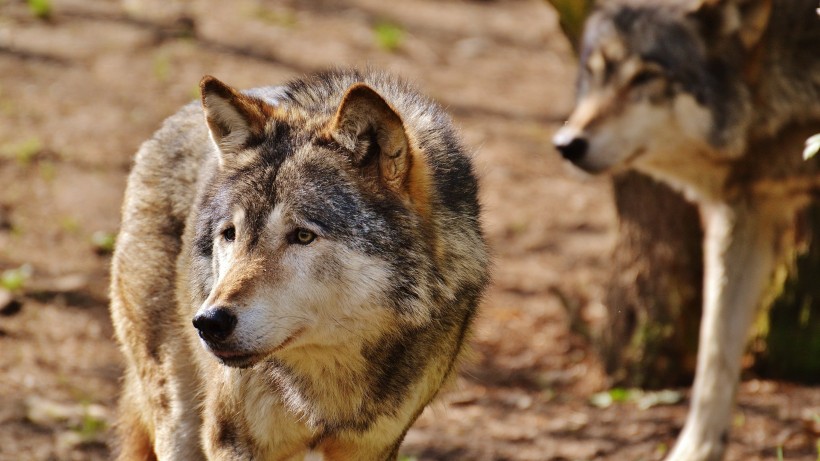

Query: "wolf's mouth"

xmin=200 ymin=327 xmax=308 ymax=368
xmin=197 ymin=340 xmax=261 ymax=368
xmin=210 ymin=348 xmax=262 ymax=368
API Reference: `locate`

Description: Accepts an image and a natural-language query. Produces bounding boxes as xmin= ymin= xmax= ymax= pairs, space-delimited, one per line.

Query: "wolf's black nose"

xmin=193 ymin=307 xmax=237 ymax=342
xmin=555 ymin=137 xmax=588 ymax=163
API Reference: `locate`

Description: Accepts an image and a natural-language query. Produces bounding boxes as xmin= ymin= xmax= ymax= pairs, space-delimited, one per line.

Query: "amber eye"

xmin=222 ymin=226 xmax=236 ymax=242
xmin=291 ymin=228 xmax=316 ymax=245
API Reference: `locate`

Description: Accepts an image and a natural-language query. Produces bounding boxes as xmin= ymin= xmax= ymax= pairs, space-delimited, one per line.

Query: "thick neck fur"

xmin=216 ymin=319 xmax=453 ymax=444
xmin=688 ymin=0 xmax=820 ymax=154
xmin=633 ymin=0 xmax=820 ymax=203
xmin=639 ymin=124 xmax=820 ymax=205
xmin=250 ymin=341 xmax=377 ymax=431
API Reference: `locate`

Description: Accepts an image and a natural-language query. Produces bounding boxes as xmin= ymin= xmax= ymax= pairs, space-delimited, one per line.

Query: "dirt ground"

xmin=1 ymin=0 xmax=818 ymax=460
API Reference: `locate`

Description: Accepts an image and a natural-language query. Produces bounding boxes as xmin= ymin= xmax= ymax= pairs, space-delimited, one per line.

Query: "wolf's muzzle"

xmin=192 ymin=307 xmax=237 ymax=342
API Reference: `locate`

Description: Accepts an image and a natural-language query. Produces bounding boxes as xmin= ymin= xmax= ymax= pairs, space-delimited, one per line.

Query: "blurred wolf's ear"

xmin=687 ymin=0 xmax=772 ymax=50
xmin=200 ymin=75 xmax=274 ymax=165
xmin=330 ymin=83 xmax=413 ymax=195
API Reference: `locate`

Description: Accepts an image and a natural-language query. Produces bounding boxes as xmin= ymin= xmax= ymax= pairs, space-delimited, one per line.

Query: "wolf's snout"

xmin=193 ymin=307 xmax=237 ymax=342
xmin=553 ymin=130 xmax=589 ymax=164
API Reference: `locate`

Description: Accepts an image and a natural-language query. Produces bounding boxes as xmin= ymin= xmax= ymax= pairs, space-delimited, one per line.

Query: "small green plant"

xmin=816 ymin=437 xmax=820 ymax=461
xmin=91 ymin=231 xmax=116 ymax=255
xmin=153 ymin=52 xmax=171 ymax=82
xmin=654 ymin=442 xmax=668 ymax=457
xmin=76 ymin=409 xmax=107 ymax=441
xmin=59 ymin=216 xmax=81 ymax=234
xmin=38 ymin=160 xmax=57 ymax=182
xmin=398 ymin=456 xmax=418 ymax=461
xmin=1 ymin=264 xmax=33 ymax=292
xmin=589 ymin=387 xmax=631 ymax=408
xmin=249 ymin=6 xmax=297 ymax=27
xmin=732 ymin=413 xmax=746 ymax=428
xmin=190 ymin=84 xmax=202 ymax=100
xmin=27 ymin=0 xmax=52 ymax=19
xmin=508 ymin=219 xmax=529 ymax=236
xmin=0 ymin=98 xmax=14 ymax=115
xmin=373 ymin=21 xmax=404 ymax=52
xmin=589 ymin=388 xmax=681 ymax=409
xmin=1 ymin=137 xmax=42 ymax=166
xmin=777 ymin=445 xmax=784 ymax=461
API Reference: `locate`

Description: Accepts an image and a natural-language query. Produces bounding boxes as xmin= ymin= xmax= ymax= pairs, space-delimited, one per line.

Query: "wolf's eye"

xmin=290 ymin=228 xmax=316 ymax=245
xmin=631 ymin=69 xmax=662 ymax=86
xmin=222 ymin=226 xmax=236 ymax=243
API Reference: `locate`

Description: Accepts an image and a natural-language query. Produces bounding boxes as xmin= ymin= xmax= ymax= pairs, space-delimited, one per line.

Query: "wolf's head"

xmin=552 ymin=0 xmax=771 ymax=175
xmin=188 ymin=75 xmax=447 ymax=368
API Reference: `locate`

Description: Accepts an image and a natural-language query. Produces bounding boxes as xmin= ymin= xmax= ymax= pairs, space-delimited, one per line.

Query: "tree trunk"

xmin=752 ymin=202 xmax=820 ymax=383
xmin=602 ymin=172 xmax=703 ymax=389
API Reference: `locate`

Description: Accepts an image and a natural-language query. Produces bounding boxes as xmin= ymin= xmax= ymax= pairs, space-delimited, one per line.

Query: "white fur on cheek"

xmin=236 ymin=243 xmax=394 ymax=352
xmin=673 ymin=93 xmax=712 ymax=147
xmin=584 ymin=99 xmax=669 ymax=169
xmin=211 ymin=208 xmax=246 ymax=285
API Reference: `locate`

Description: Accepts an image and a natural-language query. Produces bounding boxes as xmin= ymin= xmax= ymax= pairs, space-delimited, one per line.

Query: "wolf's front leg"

xmin=665 ymin=201 xmax=780 ymax=461
xmin=154 ymin=417 xmax=206 ymax=461
xmin=153 ymin=352 xmax=208 ymax=461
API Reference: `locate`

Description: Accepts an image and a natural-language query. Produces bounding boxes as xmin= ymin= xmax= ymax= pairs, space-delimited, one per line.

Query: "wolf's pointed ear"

xmin=330 ymin=83 xmax=413 ymax=195
xmin=687 ymin=0 xmax=771 ymax=50
xmin=200 ymin=75 xmax=274 ymax=165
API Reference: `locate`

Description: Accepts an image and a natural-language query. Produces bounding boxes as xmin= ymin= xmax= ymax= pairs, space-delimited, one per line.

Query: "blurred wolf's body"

xmin=553 ymin=0 xmax=820 ymax=460
xmin=109 ymin=69 xmax=489 ymax=461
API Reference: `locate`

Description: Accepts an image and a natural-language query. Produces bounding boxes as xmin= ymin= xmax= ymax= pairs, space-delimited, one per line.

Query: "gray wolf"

xmin=109 ymin=69 xmax=489 ymax=460
xmin=552 ymin=0 xmax=820 ymax=459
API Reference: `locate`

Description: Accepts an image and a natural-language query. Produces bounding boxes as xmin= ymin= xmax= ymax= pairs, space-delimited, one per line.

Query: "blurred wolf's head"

xmin=553 ymin=0 xmax=772 ymax=175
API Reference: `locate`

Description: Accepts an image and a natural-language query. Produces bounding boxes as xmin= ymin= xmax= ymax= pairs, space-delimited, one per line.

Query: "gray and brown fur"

xmin=553 ymin=1 xmax=820 ymax=460
xmin=110 ymin=69 xmax=489 ymax=460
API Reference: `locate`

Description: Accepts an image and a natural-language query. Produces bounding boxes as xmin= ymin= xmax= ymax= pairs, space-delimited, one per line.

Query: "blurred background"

xmin=0 ymin=0 xmax=818 ymax=460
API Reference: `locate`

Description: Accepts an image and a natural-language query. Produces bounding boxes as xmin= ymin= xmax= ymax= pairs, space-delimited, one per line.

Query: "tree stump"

xmin=602 ymin=172 xmax=703 ymax=388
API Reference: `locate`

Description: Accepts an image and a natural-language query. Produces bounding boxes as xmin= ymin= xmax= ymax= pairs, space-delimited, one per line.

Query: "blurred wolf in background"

xmin=109 ymin=69 xmax=489 ymax=460
xmin=553 ymin=0 xmax=820 ymax=459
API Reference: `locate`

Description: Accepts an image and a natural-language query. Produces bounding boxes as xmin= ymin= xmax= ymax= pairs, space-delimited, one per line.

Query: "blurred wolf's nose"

xmin=553 ymin=130 xmax=588 ymax=163
xmin=193 ymin=307 xmax=237 ymax=342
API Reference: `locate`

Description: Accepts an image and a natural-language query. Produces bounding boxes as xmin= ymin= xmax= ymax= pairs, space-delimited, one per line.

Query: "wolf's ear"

xmin=200 ymin=75 xmax=274 ymax=164
xmin=688 ymin=0 xmax=771 ymax=50
xmin=330 ymin=83 xmax=413 ymax=195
